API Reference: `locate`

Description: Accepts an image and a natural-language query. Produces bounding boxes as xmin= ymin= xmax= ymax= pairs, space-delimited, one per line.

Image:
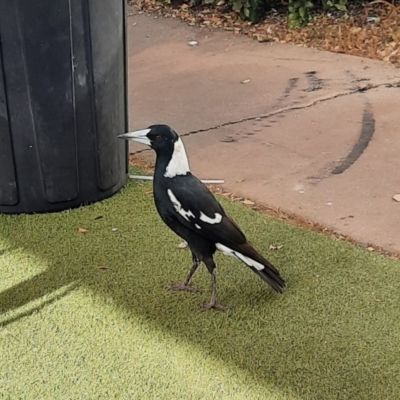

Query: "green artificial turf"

xmin=1 ymin=169 xmax=400 ymax=399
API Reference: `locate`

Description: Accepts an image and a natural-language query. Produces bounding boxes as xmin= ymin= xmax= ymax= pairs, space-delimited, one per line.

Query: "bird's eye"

xmin=155 ymin=135 xmax=162 ymax=141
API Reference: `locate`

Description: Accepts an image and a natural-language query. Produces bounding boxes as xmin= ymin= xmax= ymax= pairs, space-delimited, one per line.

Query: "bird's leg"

xmin=165 ymin=252 xmax=202 ymax=293
xmin=201 ymin=259 xmax=228 ymax=311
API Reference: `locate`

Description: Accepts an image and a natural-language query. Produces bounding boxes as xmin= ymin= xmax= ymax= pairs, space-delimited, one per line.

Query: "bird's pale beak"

xmin=118 ymin=129 xmax=152 ymax=146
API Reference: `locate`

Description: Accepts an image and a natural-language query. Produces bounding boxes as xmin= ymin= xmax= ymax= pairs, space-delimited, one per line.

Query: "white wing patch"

xmin=199 ymin=211 xmax=222 ymax=224
xmin=167 ymin=189 xmax=194 ymax=221
xmin=216 ymin=243 xmax=265 ymax=271
xmin=216 ymin=243 xmax=236 ymax=257
xmin=164 ymin=138 xmax=191 ymax=178
xmin=195 ymin=224 xmax=202 ymax=229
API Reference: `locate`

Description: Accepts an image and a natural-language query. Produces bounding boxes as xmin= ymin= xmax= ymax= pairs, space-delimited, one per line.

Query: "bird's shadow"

xmin=1 ymin=182 xmax=400 ymax=400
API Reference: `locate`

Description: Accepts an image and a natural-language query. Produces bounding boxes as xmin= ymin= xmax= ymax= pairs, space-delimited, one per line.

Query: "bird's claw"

xmin=201 ymin=302 xmax=228 ymax=312
xmin=165 ymin=283 xmax=202 ymax=293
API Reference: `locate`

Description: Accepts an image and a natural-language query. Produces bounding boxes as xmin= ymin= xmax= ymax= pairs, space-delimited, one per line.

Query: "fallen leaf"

xmin=393 ymin=194 xmax=400 ymax=202
xmin=367 ymin=247 xmax=374 ymax=251
xmin=241 ymin=79 xmax=251 ymax=84
xmin=94 ymin=216 xmax=103 ymax=220
xmin=111 ymin=228 xmax=118 ymax=232
xmin=269 ymin=244 xmax=284 ymax=250
xmin=97 ymin=266 xmax=111 ymax=270
xmin=145 ymin=189 xmax=153 ymax=195
xmin=178 ymin=241 xmax=188 ymax=249
xmin=242 ymin=199 xmax=255 ymax=205
xmin=78 ymin=227 xmax=88 ymax=234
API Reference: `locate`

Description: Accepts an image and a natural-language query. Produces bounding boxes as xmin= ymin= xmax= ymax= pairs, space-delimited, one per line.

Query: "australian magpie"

xmin=119 ymin=125 xmax=285 ymax=310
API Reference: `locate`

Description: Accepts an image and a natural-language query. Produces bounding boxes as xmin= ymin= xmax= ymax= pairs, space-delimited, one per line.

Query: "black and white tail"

xmin=216 ymin=242 xmax=285 ymax=293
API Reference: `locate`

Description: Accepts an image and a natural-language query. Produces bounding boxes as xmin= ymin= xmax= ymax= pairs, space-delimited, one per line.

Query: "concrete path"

xmin=127 ymin=11 xmax=400 ymax=253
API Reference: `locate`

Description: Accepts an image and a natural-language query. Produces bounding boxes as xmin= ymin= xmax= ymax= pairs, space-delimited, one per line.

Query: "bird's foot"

xmin=165 ymin=283 xmax=202 ymax=293
xmin=201 ymin=302 xmax=228 ymax=312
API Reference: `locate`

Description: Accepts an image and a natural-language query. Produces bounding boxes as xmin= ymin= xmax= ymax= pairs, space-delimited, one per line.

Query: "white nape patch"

xmin=167 ymin=189 xmax=194 ymax=222
xmin=164 ymin=138 xmax=191 ymax=178
xmin=216 ymin=243 xmax=265 ymax=271
xmin=195 ymin=224 xmax=202 ymax=229
xmin=199 ymin=211 xmax=222 ymax=224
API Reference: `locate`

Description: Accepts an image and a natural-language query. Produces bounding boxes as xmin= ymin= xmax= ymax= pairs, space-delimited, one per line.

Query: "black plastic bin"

xmin=0 ymin=0 xmax=128 ymax=214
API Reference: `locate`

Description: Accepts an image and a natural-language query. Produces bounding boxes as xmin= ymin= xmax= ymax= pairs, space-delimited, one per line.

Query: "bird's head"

xmin=118 ymin=124 xmax=179 ymax=153
xmin=119 ymin=124 xmax=191 ymax=178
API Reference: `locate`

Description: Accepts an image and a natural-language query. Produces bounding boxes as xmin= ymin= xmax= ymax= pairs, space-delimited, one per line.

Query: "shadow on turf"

xmin=1 ymin=187 xmax=400 ymax=400
xmin=0 ymin=279 xmax=77 ymax=327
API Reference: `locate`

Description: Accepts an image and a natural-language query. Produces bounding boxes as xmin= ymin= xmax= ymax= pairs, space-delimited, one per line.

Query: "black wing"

xmin=161 ymin=173 xmax=247 ymax=248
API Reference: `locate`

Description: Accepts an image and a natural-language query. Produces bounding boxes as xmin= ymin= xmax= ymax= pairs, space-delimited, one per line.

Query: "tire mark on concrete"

xmin=345 ymin=70 xmax=371 ymax=91
xmin=331 ymin=104 xmax=375 ymax=175
xmin=303 ymin=71 xmax=323 ymax=92
xmin=275 ymin=77 xmax=299 ymax=106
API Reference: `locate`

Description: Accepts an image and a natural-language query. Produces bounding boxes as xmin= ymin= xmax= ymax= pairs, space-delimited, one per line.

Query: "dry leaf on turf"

xmin=242 ymin=199 xmax=255 ymax=205
xmin=269 ymin=244 xmax=284 ymax=250
xmin=178 ymin=241 xmax=188 ymax=249
xmin=241 ymin=79 xmax=251 ymax=84
xmin=78 ymin=227 xmax=89 ymax=234
xmin=145 ymin=189 xmax=153 ymax=195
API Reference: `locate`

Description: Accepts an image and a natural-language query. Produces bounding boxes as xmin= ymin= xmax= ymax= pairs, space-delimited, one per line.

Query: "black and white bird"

xmin=119 ymin=125 xmax=285 ymax=310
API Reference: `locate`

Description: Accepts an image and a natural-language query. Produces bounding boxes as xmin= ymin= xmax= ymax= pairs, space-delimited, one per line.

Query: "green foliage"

xmin=158 ymin=0 xmax=348 ymax=26
xmin=288 ymin=0 xmax=314 ymax=27
xmin=289 ymin=0 xmax=347 ymax=27
xmin=210 ymin=0 xmax=261 ymax=23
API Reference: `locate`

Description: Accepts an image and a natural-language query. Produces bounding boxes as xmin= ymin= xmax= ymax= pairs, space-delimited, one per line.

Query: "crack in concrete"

xmin=129 ymin=80 xmax=399 ymax=155
xmin=180 ymin=81 xmax=399 ymax=137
